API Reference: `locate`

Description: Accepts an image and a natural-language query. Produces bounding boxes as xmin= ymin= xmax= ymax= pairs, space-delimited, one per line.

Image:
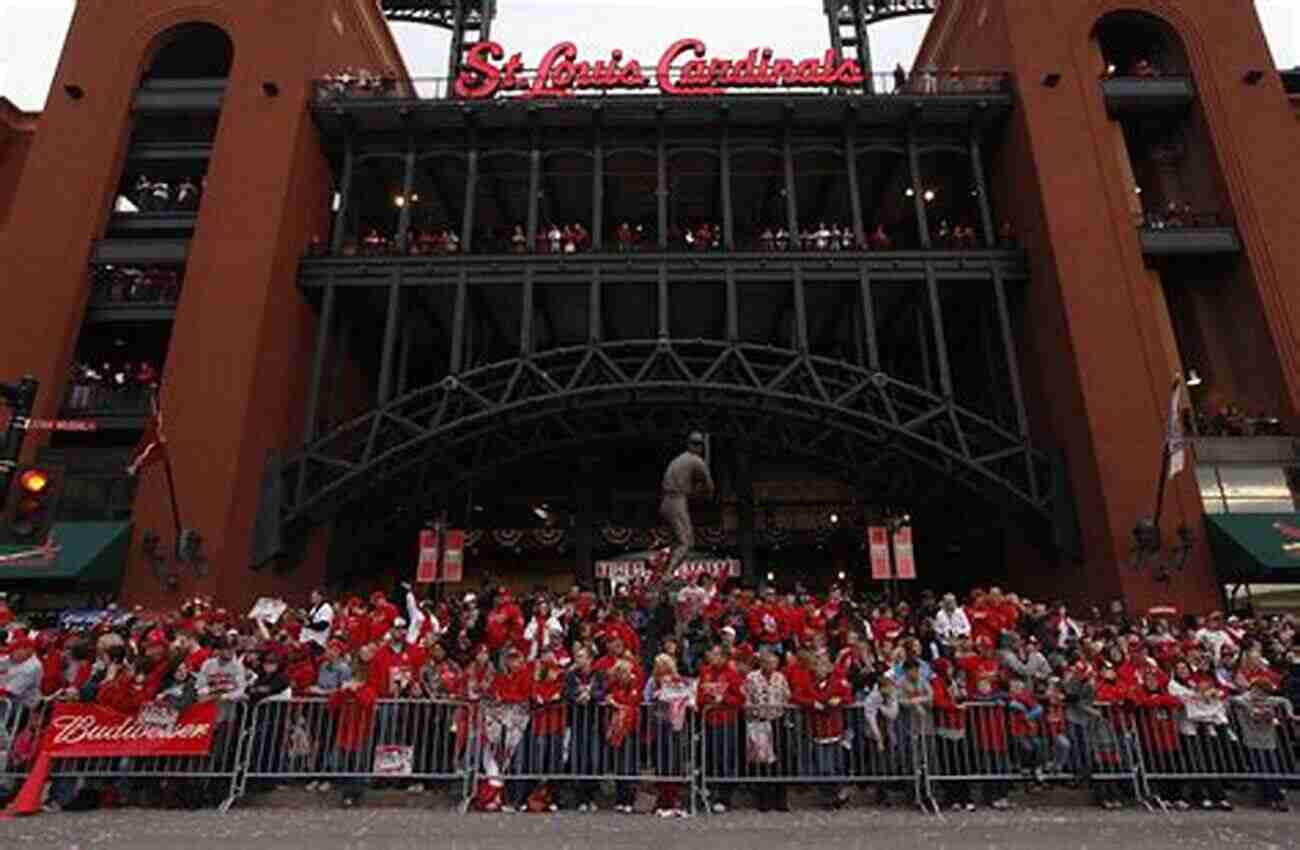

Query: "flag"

xmin=868 ymin=526 xmax=891 ymax=580
xmin=893 ymin=526 xmax=916 ymax=580
xmin=127 ymin=391 xmax=167 ymax=476
xmin=1165 ymin=377 xmax=1185 ymax=481
xmin=416 ymin=527 xmax=439 ymax=584
xmin=441 ymin=530 xmax=465 ymax=583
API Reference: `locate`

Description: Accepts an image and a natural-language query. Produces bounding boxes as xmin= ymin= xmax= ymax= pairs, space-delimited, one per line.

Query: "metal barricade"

xmin=927 ymin=701 xmax=1144 ymax=807
xmin=1136 ymin=697 xmax=1298 ymax=808
xmin=0 ymin=698 xmax=45 ymax=791
xmin=43 ymin=699 xmax=249 ymax=812
xmin=234 ymin=697 xmax=475 ymax=811
xmin=699 ymin=703 xmax=925 ymax=813
xmin=477 ymin=701 xmax=694 ymax=814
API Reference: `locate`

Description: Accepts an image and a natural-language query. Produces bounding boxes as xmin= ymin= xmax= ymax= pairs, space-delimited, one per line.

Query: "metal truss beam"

xmin=282 ymin=339 xmax=1052 ymax=536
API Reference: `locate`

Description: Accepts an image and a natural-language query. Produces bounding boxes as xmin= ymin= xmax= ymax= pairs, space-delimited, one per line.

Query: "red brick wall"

xmin=0 ymin=0 xmax=407 ymax=611
xmin=0 ymin=99 xmax=38 ymax=235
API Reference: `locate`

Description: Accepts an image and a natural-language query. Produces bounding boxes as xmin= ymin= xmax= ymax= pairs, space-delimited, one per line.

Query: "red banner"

xmin=44 ymin=701 xmax=218 ymax=759
xmin=416 ymin=528 xmax=439 ymax=584
xmin=868 ymin=526 xmax=892 ymax=580
xmin=893 ymin=526 xmax=916 ymax=580
xmin=441 ymin=530 xmax=465 ymax=583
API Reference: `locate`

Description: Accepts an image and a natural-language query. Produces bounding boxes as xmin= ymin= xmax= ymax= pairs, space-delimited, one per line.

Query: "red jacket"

xmin=957 ymin=654 xmax=1000 ymax=689
xmin=784 ymin=659 xmax=814 ymax=705
xmin=969 ymin=701 xmax=1008 ymax=752
xmin=1007 ymin=688 xmax=1040 ymax=737
xmin=1134 ymin=688 xmax=1182 ymax=753
xmin=368 ymin=643 xmax=418 ymax=698
xmin=803 ymin=673 xmax=852 ymax=741
xmin=931 ymin=676 xmax=966 ymax=733
xmin=747 ymin=604 xmax=783 ymax=645
xmin=697 ymin=661 xmax=743 ymax=726
xmin=485 ymin=602 xmax=524 ymax=651
xmin=531 ymin=671 xmax=566 ymax=736
xmin=493 ymin=664 xmax=533 ymax=704
xmin=328 ymin=685 xmax=377 ymax=752
xmin=96 ymin=675 xmax=145 ymax=715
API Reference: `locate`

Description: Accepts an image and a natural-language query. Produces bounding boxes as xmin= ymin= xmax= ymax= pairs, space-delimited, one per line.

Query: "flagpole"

xmin=1152 ymin=375 xmax=1184 ymax=530
xmin=162 ymin=452 xmax=183 ymax=540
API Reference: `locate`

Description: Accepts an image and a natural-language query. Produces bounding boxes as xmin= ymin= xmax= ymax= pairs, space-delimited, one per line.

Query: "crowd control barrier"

xmin=478 ymin=699 xmax=697 ymax=813
xmin=233 ymin=697 xmax=475 ymax=809
xmin=925 ymin=701 xmax=1146 ymax=808
xmin=699 ymin=703 xmax=927 ymax=812
xmin=6 ymin=693 xmax=1300 ymax=815
xmin=1135 ymin=697 xmax=1298 ymax=809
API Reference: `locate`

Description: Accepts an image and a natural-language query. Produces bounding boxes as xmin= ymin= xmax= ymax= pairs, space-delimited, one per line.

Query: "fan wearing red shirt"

xmin=592 ymin=635 xmax=643 ymax=687
xmin=516 ymin=652 xmax=566 ymax=810
xmin=958 ymin=635 xmax=1001 ymax=689
xmin=1133 ymin=669 xmax=1185 ymax=804
xmin=748 ymin=588 xmax=785 ymax=652
xmin=968 ymin=675 xmax=1011 ymax=808
xmin=698 ymin=644 xmax=744 ymax=812
xmin=803 ymin=656 xmax=853 ymax=809
xmin=485 ymin=589 xmax=525 ymax=657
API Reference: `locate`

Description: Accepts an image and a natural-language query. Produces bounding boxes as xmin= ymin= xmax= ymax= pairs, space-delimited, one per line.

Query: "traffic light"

xmin=1 ymin=465 xmax=63 ymax=546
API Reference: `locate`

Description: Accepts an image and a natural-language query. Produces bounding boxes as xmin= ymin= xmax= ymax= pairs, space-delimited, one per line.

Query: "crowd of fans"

xmin=1140 ymin=201 xmax=1221 ymax=231
xmin=64 ymin=359 xmax=161 ymax=411
xmin=91 ymin=266 xmax=182 ymax=304
xmin=1 ymin=581 xmax=1296 ymax=815
xmin=313 ymin=219 xmax=1013 ymax=257
xmin=316 ymin=68 xmax=399 ymax=100
xmin=120 ymin=175 xmax=204 ymax=214
xmin=1188 ymin=404 xmax=1287 ymax=438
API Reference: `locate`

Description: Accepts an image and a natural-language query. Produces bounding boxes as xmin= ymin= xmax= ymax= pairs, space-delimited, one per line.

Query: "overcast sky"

xmin=0 ymin=0 xmax=1296 ymax=110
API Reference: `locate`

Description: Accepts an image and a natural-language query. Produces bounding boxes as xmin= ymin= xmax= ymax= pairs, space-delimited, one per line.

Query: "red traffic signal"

xmin=2 ymin=465 xmax=62 ymax=545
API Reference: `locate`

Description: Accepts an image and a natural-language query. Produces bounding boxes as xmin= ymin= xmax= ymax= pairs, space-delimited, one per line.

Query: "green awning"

xmin=1206 ymin=513 xmax=1300 ymax=580
xmin=0 ymin=522 xmax=131 ymax=584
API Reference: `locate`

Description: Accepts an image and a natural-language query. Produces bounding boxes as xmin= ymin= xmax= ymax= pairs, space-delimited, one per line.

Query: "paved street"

xmin=1 ymin=806 xmax=1297 ymax=850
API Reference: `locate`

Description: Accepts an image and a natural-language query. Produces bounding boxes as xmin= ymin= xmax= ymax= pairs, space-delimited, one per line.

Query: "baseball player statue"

xmin=659 ymin=432 xmax=715 ymax=575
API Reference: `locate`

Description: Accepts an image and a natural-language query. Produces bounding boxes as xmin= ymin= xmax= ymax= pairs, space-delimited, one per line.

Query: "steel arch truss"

xmin=282 ymin=340 xmax=1053 ymax=533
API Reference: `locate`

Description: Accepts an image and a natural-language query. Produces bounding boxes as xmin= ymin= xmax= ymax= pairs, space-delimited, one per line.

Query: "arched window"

xmin=1093 ymin=12 xmax=1189 ymax=77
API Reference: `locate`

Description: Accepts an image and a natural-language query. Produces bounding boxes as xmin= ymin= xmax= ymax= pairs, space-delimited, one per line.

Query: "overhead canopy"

xmin=1206 ymin=513 xmax=1300 ymax=581
xmin=0 ymin=522 xmax=131 ymax=585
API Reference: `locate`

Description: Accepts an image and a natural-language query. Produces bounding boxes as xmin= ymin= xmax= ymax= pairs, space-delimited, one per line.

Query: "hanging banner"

xmin=416 ymin=527 xmax=440 ymax=584
xmin=868 ymin=526 xmax=892 ymax=580
xmin=594 ymin=554 xmax=740 ymax=584
xmin=893 ymin=526 xmax=916 ymax=580
xmin=441 ymin=529 xmax=465 ymax=583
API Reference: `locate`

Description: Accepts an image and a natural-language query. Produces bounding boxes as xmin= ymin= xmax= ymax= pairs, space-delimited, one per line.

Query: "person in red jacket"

xmin=327 ymin=677 xmax=378 ymax=807
xmin=1132 ymin=669 xmax=1187 ymax=808
xmin=803 ymin=656 xmax=853 ymax=809
xmin=485 ymin=589 xmax=525 ymax=660
xmin=1007 ymin=677 xmax=1046 ymax=784
xmin=491 ymin=648 xmax=534 ymax=811
xmin=603 ymin=660 xmax=641 ymax=813
xmin=698 ymin=644 xmax=744 ymax=812
xmin=968 ymin=675 xmax=1012 ymax=809
xmin=747 ymin=587 xmax=785 ymax=654
xmin=517 ymin=652 xmax=566 ymax=810
xmin=931 ymin=657 xmax=974 ymax=810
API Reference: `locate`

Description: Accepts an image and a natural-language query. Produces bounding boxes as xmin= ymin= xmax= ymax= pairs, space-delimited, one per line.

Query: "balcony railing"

xmin=1100 ymin=74 xmax=1195 ymax=115
xmin=62 ymin=385 xmax=154 ymax=421
xmin=312 ymin=69 xmax=1013 ymax=103
xmin=133 ymin=78 xmax=226 ymax=112
xmin=86 ymin=265 xmax=182 ymax=319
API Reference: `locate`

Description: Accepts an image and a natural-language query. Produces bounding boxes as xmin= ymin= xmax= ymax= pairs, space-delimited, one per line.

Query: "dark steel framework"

xmin=284 ymin=78 xmax=1059 ymax=577
xmin=825 ymin=1 xmax=939 ymax=84
xmin=381 ymin=0 xmax=497 ymax=80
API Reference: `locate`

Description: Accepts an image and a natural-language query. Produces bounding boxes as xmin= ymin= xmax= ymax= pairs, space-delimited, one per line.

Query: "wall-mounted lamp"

xmin=64 ymin=84 xmax=85 ymax=100
xmin=1042 ymin=73 xmax=1062 ymax=88
xmin=1185 ymin=369 xmax=1203 ymax=387
xmin=1243 ymin=70 xmax=1265 ymax=85
xmin=262 ymin=81 xmax=280 ymax=97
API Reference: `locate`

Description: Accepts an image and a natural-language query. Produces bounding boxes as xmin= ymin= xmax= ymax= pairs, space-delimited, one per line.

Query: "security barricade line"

xmin=235 ymin=697 xmax=476 ymax=811
xmin=1136 ymin=698 xmax=1298 ymax=808
xmin=0 ymin=699 xmax=45 ymax=789
xmin=926 ymin=702 xmax=1145 ymax=808
xmin=34 ymin=700 xmax=250 ymax=813
xmin=699 ymin=704 xmax=927 ymax=813
xmin=476 ymin=701 xmax=695 ymax=814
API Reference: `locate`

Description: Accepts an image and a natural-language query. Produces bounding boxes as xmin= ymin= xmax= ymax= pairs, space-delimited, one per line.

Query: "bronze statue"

xmin=659 ymin=432 xmax=715 ymax=574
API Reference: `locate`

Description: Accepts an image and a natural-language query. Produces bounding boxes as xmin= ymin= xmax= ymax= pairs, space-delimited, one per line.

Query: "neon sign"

xmin=453 ymin=39 xmax=867 ymax=99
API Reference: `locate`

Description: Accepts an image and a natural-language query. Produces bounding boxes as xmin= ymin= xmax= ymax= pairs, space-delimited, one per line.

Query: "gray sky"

xmin=0 ymin=0 xmax=1296 ymax=111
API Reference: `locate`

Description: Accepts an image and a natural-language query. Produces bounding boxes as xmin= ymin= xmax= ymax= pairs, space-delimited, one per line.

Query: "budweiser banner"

xmin=416 ymin=528 xmax=439 ymax=584
xmin=44 ymin=701 xmax=219 ymax=759
xmin=868 ymin=526 xmax=892 ymax=580
xmin=441 ymin=530 xmax=465 ymax=583
xmin=893 ymin=526 xmax=916 ymax=580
